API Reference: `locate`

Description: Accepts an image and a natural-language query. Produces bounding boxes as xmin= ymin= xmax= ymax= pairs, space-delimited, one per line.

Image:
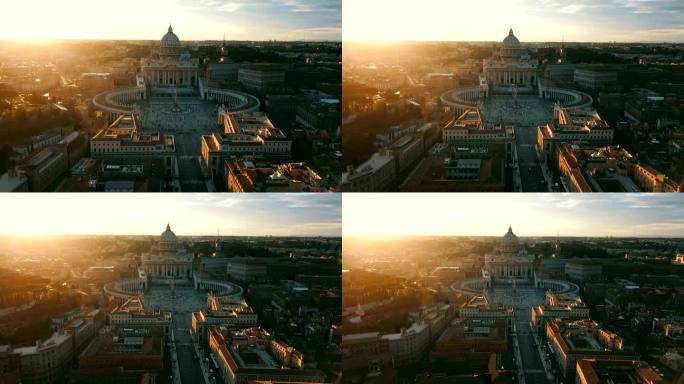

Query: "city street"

xmin=490 ymin=286 xmax=551 ymax=384
xmin=515 ymin=309 xmax=549 ymax=384
xmin=174 ymin=309 xmax=206 ymax=384
xmin=175 ymin=132 xmax=209 ymax=192
xmin=146 ymin=286 xmax=209 ymax=384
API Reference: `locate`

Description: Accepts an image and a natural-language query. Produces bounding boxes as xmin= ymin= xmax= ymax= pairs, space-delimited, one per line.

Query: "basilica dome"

xmin=162 ymin=25 xmax=181 ymax=47
xmin=160 ymin=25 xmax=181 ymax=57
xmin=502 ymin=28 xmax=521 ymax=49
xmin=503 ymin=226 xmax=519 ymax=245
xmin=161 ymin=223 xmax=177 ymax=243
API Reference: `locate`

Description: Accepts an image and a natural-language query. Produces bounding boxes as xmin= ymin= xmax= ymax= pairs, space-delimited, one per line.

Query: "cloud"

xmin=559 ymin=4 xmax=585 ymax=14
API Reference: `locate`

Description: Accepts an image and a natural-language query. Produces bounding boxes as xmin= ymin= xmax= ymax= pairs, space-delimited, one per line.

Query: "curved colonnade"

xmin=440 ymin=84 xmax=593 ymax=117
xmin=93 ymin=84 xmax=261 ymax=125
xmin=193 ymin=276 xmax=244 ymax=299
xmin=93 ymin=87 xmax=145 ymax=123
xmin=104 ymin=278 xmax=146 ymax=304
xmin=454 ymin=276 xmax=579 ymax=297
xmin=104 ymin=276 xmax=243 ymax=305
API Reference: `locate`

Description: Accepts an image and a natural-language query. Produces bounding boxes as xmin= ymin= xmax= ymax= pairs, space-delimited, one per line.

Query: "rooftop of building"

xmin=93 ymin=114 xmax=175 ymax=150
xmin=19 ymin=146 xmax=64 ymax=172
xmin=466 ymin=295 xmax=490 ymax=308
xmin=113 ymin=298 xmax=145 ymax=314
xmin=13 ymin=330 xmax=72 ymax=355
xmin=548 ymin=319 xmax=625 ymax=355
xmin=437 ymin=318 xmax=508 ymax=345
xmin=342 ymin=151 xmax=395 ymax=182
xmin=444 ymin=108 xmax=515 ymax=137
xmin=342 ymin=332 xmax=382 ymax=344
xmin=226 ymin=159 xmax=326 ymax=192
xmin=209 ymin=326 xmax=319 ymax=376
xmin=555 ymin=106 xmax=612 ymax=132
xmin=381 ymin=321 xmax=428 ymax=341
xmin=576 ymin=359 xmax=662 ymax=384
xmin=194 ymin=297 xmax=254 ymax=320
xmin=81 ymin=327 xmax=162 ymax=358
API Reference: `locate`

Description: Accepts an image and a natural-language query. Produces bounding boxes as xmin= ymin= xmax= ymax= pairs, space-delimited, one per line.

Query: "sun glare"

xmin=344 ymin=0 xmax=537 ymax=42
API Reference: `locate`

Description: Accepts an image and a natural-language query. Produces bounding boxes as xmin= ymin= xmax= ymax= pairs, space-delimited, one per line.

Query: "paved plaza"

xmin=144 ymin=285 xmax=208 ymax=313
xmin=138 ymin=98 xmax=222 ymax=192
xmin=139 ymin=99 xmax=219 ymax=134
xmin=489 ymin=285 xmax=546 ymax=310
xmin=482 ymin=95 xmax=554 ymax=127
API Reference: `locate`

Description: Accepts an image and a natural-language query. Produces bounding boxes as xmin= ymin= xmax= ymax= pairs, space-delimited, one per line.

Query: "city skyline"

xmin=343 ymin=0 xmax=684 ymax=42
xmin=343 ymin=194 xmax=684 ymax=237
xmin=0 ymin=0 xmax=341 ymax=41
xmin=0 ymin=194 xmax=341 ymax=236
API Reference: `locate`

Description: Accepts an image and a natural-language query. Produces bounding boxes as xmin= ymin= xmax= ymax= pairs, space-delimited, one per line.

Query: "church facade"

xmin=141 ymin=223 xmax=194 ymax=281
xmin=483 ymin=28 xmax=538 ymax=91
xmin=484 ymin=226 xmax=534 ymax=284
xmin=141 ymin=25 xmax=199 ymax=88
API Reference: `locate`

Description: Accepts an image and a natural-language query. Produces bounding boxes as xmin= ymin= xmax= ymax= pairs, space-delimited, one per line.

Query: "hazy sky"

xmin=0 ymin=0 xmax=341 ymax=41
xmin=0 ymin=194 xmax=341 ymax=237
xmin=343 ymin=194 xmax=684 ymax=237
xmin=344 ymin=0 xmax=684 ymax=42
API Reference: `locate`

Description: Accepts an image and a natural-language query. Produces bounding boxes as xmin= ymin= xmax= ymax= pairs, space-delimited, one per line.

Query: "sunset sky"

xmin=0 ymin=194 xmax=341 ymax=236
xmin=343 ymin=194 xmax=684 ymax=237
xmin=343 ymin=0 xmax=684 ymax=42
xmin=0 ymin=0 xmax=341 ymax=41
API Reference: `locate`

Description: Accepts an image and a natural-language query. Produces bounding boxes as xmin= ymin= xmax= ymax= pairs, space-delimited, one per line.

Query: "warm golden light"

xmin=343 ymin=0 xmax=684 ymax=42
xmin=0 ymin=0 xmax=338 ymax=41
xmin=343 ymin=194 xmax=684 ymax=237
xmin=0 ymin=194 xmax=341 ymax=236
xmin=343 ymin=0 xmax=580 ymax=42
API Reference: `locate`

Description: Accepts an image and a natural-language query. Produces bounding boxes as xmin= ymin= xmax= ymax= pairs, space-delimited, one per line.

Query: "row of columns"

xmin=147 ymin=263 xmax=191 ymax=278
xmin=456 ymin=88 xmax=485 ymax=103
xmin=492 ymin=263 xmax=531 ymax=277
xmin=119 ymin=279 xmax=143 ymax=291
xmin=198 ymin=281 xmax=229 ymax=294
xmin=113 ymin=90 xmax=143 ymax=106
xmin=543 ymin=90 xmax=574 ymax=104
xmin=148 ymin=70 xmax=197 ymax=86
xmin=207 ymin=91 xmax=241 ymax=106
xmin=493 ymin=70 xmax=535 ymax=85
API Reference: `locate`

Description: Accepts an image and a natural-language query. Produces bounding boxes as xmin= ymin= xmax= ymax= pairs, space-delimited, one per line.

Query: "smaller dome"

xmin=503 ymin=28 xmax=521 ymax=49
xmin=161 ymin=223 xmax=177 ymax=242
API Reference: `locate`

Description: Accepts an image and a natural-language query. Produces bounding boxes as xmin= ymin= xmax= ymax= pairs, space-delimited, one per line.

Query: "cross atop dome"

xmin=166 ymin=222 xmax=171 ymax=231
xmin=509 ymin=27 xmax=514 ymax=36
xmin=168 ymin=24 xmax=173 ymax=33
xmin=508 ymin=225 xmax=513 ymax=233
